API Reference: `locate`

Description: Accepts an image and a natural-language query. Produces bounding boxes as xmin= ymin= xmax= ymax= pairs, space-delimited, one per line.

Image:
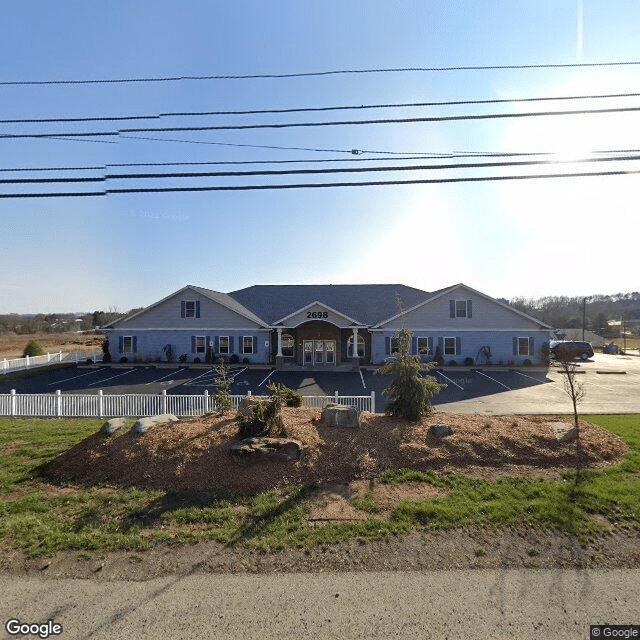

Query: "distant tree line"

xmin=0 ymin=309 xmax=130 ymax=335
xmin=502 ymin=292 xmax=640 ymax=336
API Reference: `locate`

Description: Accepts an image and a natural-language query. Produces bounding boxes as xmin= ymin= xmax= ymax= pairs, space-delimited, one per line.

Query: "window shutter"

xmin=513 ymin=337 xmax=518 ymax=355
xmin=133 ymin=336 xmax=137 ymax=353
xmin=385 ymin=336 xmax=390 ymax=355
xmin=118 ymin=336 xmax=123 ymax=352
xmin=438 ymin=337 xmax=444 ymax=352
xmin=214 ymin=336 xmax=219 ymax=352
xmin=195 ymin=301 xmax=200 ymax=318
xmin=181 ymin=301 xmax=186 ymax=318
xmin=467 ymin=299 xmax=473 ymax=318
xmin=428 ymin=337 xmax=434 ymax=354
xmin=229 ymin=336 xmax=234 ymax=353
xmin=253 ymin=336 xmax=258 ymax=354
xmin=412 ymin=336 xmax=417 ymax=354
xmin=449 ymin=300 xmax=455 ymax=318
xmin=239 ymin=336 xmax=244 ymax=354
xmin=529 ymin=337 xmax=535 ymax=356
xmin=456 ymin=337 xmax=461 ymax=355
xmin=191 ymin=336 xmax=196 ymax=353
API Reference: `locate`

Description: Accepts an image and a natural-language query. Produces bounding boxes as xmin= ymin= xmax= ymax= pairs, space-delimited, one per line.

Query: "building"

xmin=105 ymin=283 xmax=552 ymax=367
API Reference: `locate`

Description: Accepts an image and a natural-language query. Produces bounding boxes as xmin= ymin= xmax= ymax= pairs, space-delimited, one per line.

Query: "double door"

xmin=303 ymin=340 xmax=335 ymax=366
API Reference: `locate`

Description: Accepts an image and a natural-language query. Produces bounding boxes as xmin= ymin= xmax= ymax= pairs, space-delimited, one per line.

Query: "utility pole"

xmin=582 ymin=297 xmax=587 ymax=341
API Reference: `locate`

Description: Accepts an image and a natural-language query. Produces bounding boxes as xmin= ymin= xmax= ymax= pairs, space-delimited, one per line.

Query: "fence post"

xmin=56 ymin=390 xmax=62 ymax=417
xmin=10 ymin=389 xmax=16 ymax=417
xmin=162 ymin=389 xmax=168 ymax=414
xmin=204 ymin=389 xmax=209 ymax=413
xmin=98 ymin=390 xmax=104 ymax=418
xmin=370 ymin=391 xmax=375 ymax=413
xmin=334 ymin=390 xmax=339 ymax=404
xmin=25 ymin=355 xmax=30 ymax=368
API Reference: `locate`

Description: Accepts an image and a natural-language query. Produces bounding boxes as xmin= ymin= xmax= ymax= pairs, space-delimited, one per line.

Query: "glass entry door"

xmin=303 ymin=340 xmax=336 ymax=365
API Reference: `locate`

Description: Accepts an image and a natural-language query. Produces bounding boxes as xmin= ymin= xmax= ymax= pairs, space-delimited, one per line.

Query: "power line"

xmin=4 ymin=90 xmax=640 ymax=124
xmin=2 ymin=61 xmax=640 ymax=86
xmin=1 ymin=168 xmax=637 ymax=198
xmin=6 ymin=103 xmax=640 ymax=141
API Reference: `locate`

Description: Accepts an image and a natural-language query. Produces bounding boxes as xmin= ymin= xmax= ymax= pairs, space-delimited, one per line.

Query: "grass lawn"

xmin=0 ymin=415 xmax=638 ymax=557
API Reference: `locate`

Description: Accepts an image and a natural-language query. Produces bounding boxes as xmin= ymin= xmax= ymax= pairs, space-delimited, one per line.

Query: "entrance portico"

xmin=271 ymin=301 xmax=369 ymax=369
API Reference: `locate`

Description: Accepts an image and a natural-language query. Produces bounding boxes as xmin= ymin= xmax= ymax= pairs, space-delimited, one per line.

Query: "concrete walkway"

xmin=2 ymin=569 xmax=638 ymax=639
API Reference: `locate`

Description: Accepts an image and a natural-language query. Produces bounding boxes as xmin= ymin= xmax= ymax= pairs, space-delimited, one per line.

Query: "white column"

xmin=352 ymin=328 xmax=359 ymax=358
xmin=276 ymin=327 xmax=283 ymax=357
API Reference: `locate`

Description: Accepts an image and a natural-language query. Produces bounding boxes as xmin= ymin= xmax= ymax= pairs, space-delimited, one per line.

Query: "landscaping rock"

xmin=229 ymin=437 xmax=306 ymax=464
xmin=237 ymin=396 xmax=267 ymax=417
xmin=321 ymin=404 xmax=361 ymax=429
xmin=429 ymin=422 xmax=454 ymax=437
xmin=133 ymin=414 xmax=179 ymax=435
xmin=101 ymin=417 xmax=128 ymax=436
xmin=550 ymin=422 xmax=578 ymax=443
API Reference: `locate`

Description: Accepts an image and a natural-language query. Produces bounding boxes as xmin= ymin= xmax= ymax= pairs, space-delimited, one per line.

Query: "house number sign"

xmin=307 ymin=311 xmax=329 ymax=319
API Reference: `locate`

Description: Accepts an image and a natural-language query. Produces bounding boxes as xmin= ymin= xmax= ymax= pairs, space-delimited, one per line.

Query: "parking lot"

xmin=2 ymin=352 xmax=638 ymax=415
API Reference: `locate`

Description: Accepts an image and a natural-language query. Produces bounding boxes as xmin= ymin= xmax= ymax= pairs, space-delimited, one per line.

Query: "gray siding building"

xmin=105 ymin=283 xmax=552 ymax=367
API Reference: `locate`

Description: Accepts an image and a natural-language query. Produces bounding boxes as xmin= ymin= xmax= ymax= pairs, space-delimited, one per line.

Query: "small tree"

xmin=101 ymin=338 xmax=112 ymax=363
xmin=212 ymin=358 xmax=234 ymax=415
xmin=235 ymin=382 xmax=296 ymax=439
xmin=23 ymin=340 xmax=44 ymax=357
xmin=555 ymin=346 xmax=586 ymax=442
xmin=375 ymin=328 xmax=446 ymax=421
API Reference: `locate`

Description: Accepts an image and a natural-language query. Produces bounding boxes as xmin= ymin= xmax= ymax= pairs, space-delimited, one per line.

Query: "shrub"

xmin=464 ymin=357 xmax=474 ymax=366
xmin=230 ymin=354 xmax=240 ymax=364
xmin=119 ymin=356 xmax=128 ymax=363
xmin=448 ymin=359 xmax=457 ymax=367
xmin=242 ymin=358 xmax=250 ymax=365
xmin=101 ymin=339 xmax=112 ymax=363
xmin=375 ymin=328 xmax=446 ymax=422
xmin=178 ymin=354 xmax=188 ymax=363
xmin=235 ymin=381 xmax=294 ymax=438
xmin=434 ymin=354 xmax=444 ymax=366
xmin=212 ymin=358 xmax=234 ymax=415
xmin=523 ymin=359 xmax=532 ymax=366
xmin=23 ymin=340 xmax=44 ymax=357
xmin=193 ymin=357 xmax=201 ymax=364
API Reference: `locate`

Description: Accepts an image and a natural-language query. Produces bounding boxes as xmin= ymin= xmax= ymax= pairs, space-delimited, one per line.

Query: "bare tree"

xmin=555 ymin=346 xmax=586 ymax=442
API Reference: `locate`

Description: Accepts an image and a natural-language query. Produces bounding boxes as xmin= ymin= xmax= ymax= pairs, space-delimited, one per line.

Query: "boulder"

xmin=237 ymin=396 xmax=267 ymax=417
xmin=101 ymin=417 xmax=128 ymax=436
xmin=229 ymin=437 xmax=305 ymax=464
xmin=550 ymin=422 xmax=578 ymax=443
xmin=133 ymin=413 xmax=179 ymax=435
xmin=429 ymin=422 xmax=454 ymax=437
xmin=321 ymin=403 xmax=361 ymax=429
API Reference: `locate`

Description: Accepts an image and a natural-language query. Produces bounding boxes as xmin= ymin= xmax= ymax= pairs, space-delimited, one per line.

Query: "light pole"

xmin=582 ymin=297 xmax=587 ymax=341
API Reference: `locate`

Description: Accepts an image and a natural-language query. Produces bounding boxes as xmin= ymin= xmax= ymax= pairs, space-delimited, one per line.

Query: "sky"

xmin=1 ymin=0 xmax=639 ymax=313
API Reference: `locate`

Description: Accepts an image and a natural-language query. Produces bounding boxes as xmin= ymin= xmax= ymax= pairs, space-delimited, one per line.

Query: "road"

xmin=2 ymin=569 xmax=638 ymax=639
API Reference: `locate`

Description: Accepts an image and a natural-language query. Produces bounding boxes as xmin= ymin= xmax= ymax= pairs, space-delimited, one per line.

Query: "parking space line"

xmin=146 ymin=367 xmax=189 ymax=385
xmin=48 ymin=368 xmax=105 ymax=386
xmin=513 ymin=370 xmax=546 ymax=383
xmin=87 ymin=369 xmax=136 ymax=387
xmin=475 ymin=370 xmax=511 ymax=390
xmin=359 ymin=369 xmax=366 ymax=390
xmin=258 ymin=369 xmax=276 ymax=387
xmin=435 ymin=370 xmax=464 ymax=391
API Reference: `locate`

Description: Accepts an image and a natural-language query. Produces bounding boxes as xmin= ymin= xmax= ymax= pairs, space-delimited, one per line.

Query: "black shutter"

xmin=467 ymin=299 xmax=473 ymax=318
xmin=196 ymin=301 xmax=200 ymax=318
xmin=529 ymin=337 xmax=535 ymax=356
xmin=214 ymin=336 xmax=219 ymax=352
xmin=133 ymin=336 xmax=137 ymax=353
xmin=119 ymin=336 xmax=123 ymax=352
xmin=513 ymin=337 xmax=518 ymax=355
xmin=229 ymin=336 xmax=234 ymax=353
xmin=456 ymin=337 xmax=461 ymax=355
xmin=181 ymin=301 xmax=186 ymax=318
xmin=385 ymin=336 xmax=391 ymax=355
xmin=253 ymin=336 xmax=257 ymax=354
xmin=450 ymin=300 xmax=456 ymax=318
xmin=412 ymin=336 xmax=417 ymax=354
xmin=191 ymin=336 xmax=196 ymax=353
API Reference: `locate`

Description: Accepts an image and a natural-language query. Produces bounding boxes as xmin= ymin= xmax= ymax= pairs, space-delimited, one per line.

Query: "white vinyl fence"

xmin=0 ymin=389 xmax=375 ymax=418
xmin=1 ymin=350 xmax=103 ymax=375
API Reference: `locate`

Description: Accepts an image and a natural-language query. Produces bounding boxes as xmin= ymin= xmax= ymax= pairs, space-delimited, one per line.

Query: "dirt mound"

xmin=41 ymin=408 xmax=629 ymax=495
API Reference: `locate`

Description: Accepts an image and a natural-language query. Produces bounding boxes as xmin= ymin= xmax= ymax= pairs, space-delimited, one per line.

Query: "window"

xmin=181 ymin=300 xmax=200 ymax=318
xmin=242 ymin=336 xmax=254 ymax=354
xmin=450 ymin=299 xmax=472 ymax=319
xmin=122 ymin=336 xmax=135 ymax=353
xmin=218 ymin=336 xmax=229 ymax=354
xmin=417 ymin=337 xmax=430 ymax=355
xmin=444 ymin=337 xmax=457 ymax=356
xmin=347 ymin=335 xmax=365 ymax=358
xmin=455 ymin=300 xmax=468 ymax=318
xmin=390 ymin=336 xmax=401 ymax=354
xmin=281 ymin=333 xmax=294 ymax=358
xmin=518 ymin=337 xmax=530 ymax=356
xmin=195 ymin=336 xmax=206 ymax=354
